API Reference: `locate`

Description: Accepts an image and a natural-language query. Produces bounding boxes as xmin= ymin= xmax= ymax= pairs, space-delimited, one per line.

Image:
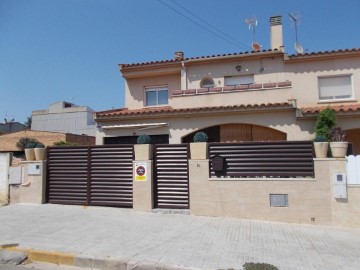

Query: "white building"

xmin=32 ymin=101 xmax=96 ymax=136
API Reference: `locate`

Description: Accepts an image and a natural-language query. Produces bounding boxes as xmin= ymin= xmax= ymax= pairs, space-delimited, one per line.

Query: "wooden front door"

xmin=220 ymin=124 xmax=286 ymax=142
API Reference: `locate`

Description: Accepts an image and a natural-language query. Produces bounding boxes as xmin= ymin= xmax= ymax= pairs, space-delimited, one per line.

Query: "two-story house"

xmin=95 ymin=16 xmax=360 ymax=154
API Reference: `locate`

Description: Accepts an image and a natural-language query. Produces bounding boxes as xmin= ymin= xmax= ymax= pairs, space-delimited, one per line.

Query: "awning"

xmin=101 ymin=122 xmax=169 ymax=130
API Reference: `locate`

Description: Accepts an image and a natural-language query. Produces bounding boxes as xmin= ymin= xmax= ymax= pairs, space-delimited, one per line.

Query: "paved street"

xmin=1 ymin=204 xmax=360 ymax=270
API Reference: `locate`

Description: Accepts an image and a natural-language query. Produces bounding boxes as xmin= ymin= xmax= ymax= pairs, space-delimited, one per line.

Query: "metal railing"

xmin=209 ymin=141 xmax=314 ymax=178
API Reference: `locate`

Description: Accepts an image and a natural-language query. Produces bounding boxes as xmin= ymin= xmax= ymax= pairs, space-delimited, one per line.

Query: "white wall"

xmin=0 ymin=153 xmax=11 ymax=205
xmin=32 ymin=111 xmax=96 ymax=136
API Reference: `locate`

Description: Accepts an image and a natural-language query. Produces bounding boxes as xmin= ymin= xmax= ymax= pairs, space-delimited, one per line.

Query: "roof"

xmin=301 ymin=104 xmax=360 ymax=115
xmin=287 ymin=48 xmax=360 ymax=62
xmin=0 ymin=130 xmax=95 ymax=152
xmin=0 ymin=122 xmax=27 ymax=134
xmin=119 ymin=48 xmax=360 ymax=69
xmin=120 ymin=49 xmax=281 ymax=68
xmin=95 ymin=102 xmax=294 ymax=120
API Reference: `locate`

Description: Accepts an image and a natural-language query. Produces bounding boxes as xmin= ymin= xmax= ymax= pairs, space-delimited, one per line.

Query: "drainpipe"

xmin=174 ymin=51 xmax=187 ymax=90
xmin=181 ymin=61 xmax=187 ymax=90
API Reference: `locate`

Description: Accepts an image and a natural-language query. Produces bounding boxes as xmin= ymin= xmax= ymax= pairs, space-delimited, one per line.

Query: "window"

xmin=318 ymin=75 xmax=353 ymax=101
xmin=145 ymin=87 xmax=168 ymax=106
xmin=225 ymin=75 xmax=254 ymax=86
xmin=200 ymin=77 xmax=215 ymax=88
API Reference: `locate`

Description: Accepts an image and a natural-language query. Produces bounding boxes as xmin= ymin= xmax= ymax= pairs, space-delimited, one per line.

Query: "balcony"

xmin=172 ymin=81 xmax=292 ymax=97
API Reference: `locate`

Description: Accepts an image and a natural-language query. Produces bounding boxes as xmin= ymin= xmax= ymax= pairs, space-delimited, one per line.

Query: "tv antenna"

xmin=289 ymin=12 xmax=304 ymax=54
xmin=245 ymin=16 xmax=261 ymax=51
xmin=4 ymin=111 xmax=14 ymax=124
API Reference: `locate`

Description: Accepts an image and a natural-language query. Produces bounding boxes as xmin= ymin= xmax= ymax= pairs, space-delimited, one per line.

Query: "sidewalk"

xmin=1 ymin=204 xmax=360 ymax=270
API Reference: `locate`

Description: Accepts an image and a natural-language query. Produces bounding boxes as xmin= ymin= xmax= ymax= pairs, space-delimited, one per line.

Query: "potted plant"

xmin=313 ymin=135 xmax=329 ymax=158
xmin=190 ymin=131 xmax=208 ymax=160
xmin=134 ymin=134 xmax=152 ymax=160
xmin=16 ymin=137 xmax=39 ymax=161
xmin=313 ymin=108 xmax=336 ymax=158
xmin=329 ymin=127 xmax=348 ymax=158
xmin=34 ymin=143 xmax=46 ymax=160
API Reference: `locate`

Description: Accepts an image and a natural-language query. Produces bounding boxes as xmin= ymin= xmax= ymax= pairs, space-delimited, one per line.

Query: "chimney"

xmin=174 ymin=51 xmax=184 ymax=61
xmin=270 ymin=16 xmax=284 ymax=51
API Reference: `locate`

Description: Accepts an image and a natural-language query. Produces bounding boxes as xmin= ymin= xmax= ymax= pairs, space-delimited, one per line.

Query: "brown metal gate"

xmin=153 ymin=144 xmax=189 ymax=209
xmin=209 ymin=141 xmax=314 ymax=178
xmin=47 ymin=145 xmax=134 ymax=207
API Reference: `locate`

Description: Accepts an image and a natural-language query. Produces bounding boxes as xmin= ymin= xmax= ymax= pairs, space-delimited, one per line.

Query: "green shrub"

xmin=53 ymin=141 xmax=79 ymax=147
xmin=35 ymin=143 xmax=45 ymax=148
xmin=16 ymin=137 xmax=41 ymax=151
xmin=193 ymin=132 xmax=208 ymax=142
xmin=26 ymin=142 xmax=38 ymax=149
xmin=314 ymin=108 xmax=336 ymax=140
xmin=137 ymin=134 xmax=151 ymax=144
xmin=314 ymin=134 xmax=327 ymax=142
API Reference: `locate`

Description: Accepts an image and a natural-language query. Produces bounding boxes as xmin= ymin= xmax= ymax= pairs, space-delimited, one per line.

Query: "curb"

xmin=0 ymin=246 xmax=201 ymax=270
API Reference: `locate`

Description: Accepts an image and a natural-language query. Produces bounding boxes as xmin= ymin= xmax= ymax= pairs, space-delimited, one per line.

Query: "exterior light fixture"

xmin=235 ymin=65 xmax=242 ymax=71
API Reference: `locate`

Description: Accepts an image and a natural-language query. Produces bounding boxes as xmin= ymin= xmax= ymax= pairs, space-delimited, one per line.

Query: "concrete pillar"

xmin=16 ymin=161 xmax=47 ymax=204
xmin=132 ymin=145 xmax=153 ymax=212
xmin=133 ymin=160 xmax=153 ymax=212
xmin=189 ymin=159 xmax=212 ymax=216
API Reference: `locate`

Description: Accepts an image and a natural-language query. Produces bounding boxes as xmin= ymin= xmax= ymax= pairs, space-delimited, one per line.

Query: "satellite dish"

xmin=252 ymin=42 xmax=261 ymax=51
xmin=294 ymin=42 xmax=304 ymax=54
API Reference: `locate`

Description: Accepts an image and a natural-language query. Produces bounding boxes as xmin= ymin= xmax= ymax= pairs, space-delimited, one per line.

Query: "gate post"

xmin=133 ymin=144 xmax=153 ymax=212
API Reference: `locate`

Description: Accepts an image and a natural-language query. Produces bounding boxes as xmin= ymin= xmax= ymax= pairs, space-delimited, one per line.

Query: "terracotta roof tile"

xmin=289 ymin=48 xmax=360 ymax=58
xmin=96 ymin=102 xmax=293 ymax=119
xmin=301 ymin=104 xmax=360 ymax=114
xmin=120 ymin=49 xmax=279 ymax=68
xmin=120 ymin=48 xmax=360 ymax=68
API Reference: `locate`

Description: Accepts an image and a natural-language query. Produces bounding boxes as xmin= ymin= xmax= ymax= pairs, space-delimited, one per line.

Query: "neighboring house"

xmin=0 ymin=130 xmax=95 ymax=153
xmin=32 ymin=101 xmax=97 ymax=136
xmin=0 ymin=122 xmax=27 ymax=134
xmin=95 ymin=15 xmax=360 ymax=154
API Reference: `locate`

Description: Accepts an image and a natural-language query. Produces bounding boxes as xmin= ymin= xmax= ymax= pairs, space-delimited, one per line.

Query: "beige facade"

xmin=189 ymin=156 xmax=360 ymax=226
xmin=95 ymin=16 xmax=360 ymax=152
xmin=129 ymin=144 xmax=360 ymax=227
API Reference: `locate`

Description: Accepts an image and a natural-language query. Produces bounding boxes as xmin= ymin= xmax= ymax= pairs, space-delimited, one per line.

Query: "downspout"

xmin=181 ymin=61 xmax=187 ymax=90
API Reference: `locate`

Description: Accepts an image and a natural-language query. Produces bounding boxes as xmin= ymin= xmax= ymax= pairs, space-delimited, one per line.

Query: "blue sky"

xmin=1 ymin=0 xmax=359 ymax=123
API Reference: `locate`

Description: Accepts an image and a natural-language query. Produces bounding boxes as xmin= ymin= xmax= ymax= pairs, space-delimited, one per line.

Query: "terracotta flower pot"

xmin=25 ymin=148 xmax=35 ymax=161
xmin=314 ymin=142 xmax=329 ymax=158
xmin=330 ymin=142 xmax=348 ymax=158
xmin=34 ymin=148 xmax=46 ymax=160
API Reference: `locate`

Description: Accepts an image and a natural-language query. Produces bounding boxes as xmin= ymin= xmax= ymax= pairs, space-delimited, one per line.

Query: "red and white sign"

xmin=135 ymin=162 xmax=147 ymax=181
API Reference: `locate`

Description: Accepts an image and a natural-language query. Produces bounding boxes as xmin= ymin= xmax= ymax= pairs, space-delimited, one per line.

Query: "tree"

xmin=24 ymin=116 xmax=32 ymax=129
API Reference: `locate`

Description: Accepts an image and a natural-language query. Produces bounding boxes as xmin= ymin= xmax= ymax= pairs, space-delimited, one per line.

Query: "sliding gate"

xmin=47 ymin=145 xmax=134 ymax=207
xmin=153 ymin=144 xmax=189 ymax=209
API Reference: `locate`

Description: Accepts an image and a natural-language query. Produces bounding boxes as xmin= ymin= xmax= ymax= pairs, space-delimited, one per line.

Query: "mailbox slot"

xmin=211 ymin=155 xmax=225 ymax=171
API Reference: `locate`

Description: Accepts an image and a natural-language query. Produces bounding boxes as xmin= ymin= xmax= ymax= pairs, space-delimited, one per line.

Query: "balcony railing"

xmin=172 ymin=81 xmax=292 ymax=97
